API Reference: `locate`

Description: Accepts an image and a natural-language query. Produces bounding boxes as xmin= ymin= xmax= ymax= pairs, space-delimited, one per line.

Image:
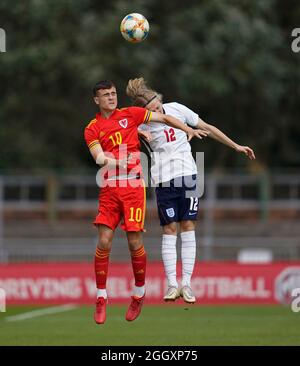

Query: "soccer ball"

xmin=120 ymin=13 xmax=149 ymax=43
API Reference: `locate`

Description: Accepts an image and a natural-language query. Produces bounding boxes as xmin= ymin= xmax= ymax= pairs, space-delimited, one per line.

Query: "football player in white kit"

xmin=126 ymin=78 xmax=255 ymax=303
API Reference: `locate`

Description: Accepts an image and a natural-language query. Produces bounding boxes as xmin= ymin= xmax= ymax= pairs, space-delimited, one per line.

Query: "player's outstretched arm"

xmin=196 ymin=118 xmax=256 ymax=160
xmin=89 ymin=144 xmax=128 ymax=168
xmin=150 ymin=111 xmax=209 ymax=141
xmin=234 ymin=145 xmax=256 ymax=160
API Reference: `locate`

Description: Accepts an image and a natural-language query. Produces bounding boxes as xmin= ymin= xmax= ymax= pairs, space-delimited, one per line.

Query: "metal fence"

xmin=0 ymin=173 xmax=300 ymax=262
xmin=1 ymin=172 xmax=300 ymax=209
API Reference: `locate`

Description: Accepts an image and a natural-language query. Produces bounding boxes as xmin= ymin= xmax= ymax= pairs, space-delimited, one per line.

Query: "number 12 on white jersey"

xmin=164 ymin=128 xmax=176 ymax=142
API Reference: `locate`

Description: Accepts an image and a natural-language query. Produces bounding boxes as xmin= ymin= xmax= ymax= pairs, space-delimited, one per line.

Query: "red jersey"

xmin=84 ymin=107 xmax=152 ymax=177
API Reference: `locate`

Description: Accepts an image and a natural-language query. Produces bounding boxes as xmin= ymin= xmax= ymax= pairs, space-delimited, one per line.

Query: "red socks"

xmin=130 ymin=245 xmax=147 ymax=287
xmin=95 ymin=245 xmax=146 ymax=290
xmin=94 ymin=247 xmax=110 ymax=289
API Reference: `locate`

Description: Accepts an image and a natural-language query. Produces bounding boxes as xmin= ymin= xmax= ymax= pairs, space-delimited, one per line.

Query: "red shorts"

xmin=93 ymin=178 xmax=146 ymax=232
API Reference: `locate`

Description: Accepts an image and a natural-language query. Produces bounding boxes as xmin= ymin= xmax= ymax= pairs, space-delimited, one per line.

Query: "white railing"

xmin=0 ymin=173 xmax=300 ymax=262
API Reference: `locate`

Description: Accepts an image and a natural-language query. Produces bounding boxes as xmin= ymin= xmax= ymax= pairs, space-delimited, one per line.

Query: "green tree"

xmin=0 ymin=0 xmax=299 ymax=172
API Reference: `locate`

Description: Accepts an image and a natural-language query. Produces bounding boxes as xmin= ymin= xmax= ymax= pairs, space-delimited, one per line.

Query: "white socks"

xmin=162 ymin=234 xmax=178 ymax=288
xmin=133 ymin=285 xmax=145 ymax=298
xmin=97 ymin=286 xmax=145 ymax=299
xmin=180 ymin=231 xmax=196 ymax=287
xmin=162 ymin=231 xmax=196 ymax=288
xmin=97 ymin=289 xmax=107 ymax=299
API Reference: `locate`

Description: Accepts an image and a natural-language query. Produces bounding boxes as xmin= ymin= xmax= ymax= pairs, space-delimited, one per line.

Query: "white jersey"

xmin=140 ymin=102 xmax=199 ymax=184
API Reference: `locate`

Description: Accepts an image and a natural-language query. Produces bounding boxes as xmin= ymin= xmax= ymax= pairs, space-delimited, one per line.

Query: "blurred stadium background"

xmin=1 ymin=0 xmax=300 ymax=345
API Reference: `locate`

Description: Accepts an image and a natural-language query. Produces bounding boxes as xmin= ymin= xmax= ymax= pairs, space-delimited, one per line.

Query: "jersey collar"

xmin=96 ymin=108 xmax=119 ymax=120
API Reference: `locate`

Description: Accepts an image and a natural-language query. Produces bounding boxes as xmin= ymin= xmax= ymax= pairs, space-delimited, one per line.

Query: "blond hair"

xmin=126 ymin=77 xmax=162 ymax=107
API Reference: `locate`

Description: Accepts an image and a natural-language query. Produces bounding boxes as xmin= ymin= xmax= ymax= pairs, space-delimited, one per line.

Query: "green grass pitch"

xmin=0 ymin=305 xmax=299 ymax=346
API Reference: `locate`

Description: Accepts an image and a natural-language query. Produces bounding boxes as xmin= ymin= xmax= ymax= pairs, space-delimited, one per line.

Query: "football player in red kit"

xmin=84 ymin=80 xmax=208 ymax=324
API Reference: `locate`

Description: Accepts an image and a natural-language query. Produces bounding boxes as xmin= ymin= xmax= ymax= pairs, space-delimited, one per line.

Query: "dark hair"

xmin=93 ymin=80 xmax=116 ymax=96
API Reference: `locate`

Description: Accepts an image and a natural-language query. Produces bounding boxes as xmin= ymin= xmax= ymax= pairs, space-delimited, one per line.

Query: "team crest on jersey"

xmin=119 ymin=118 xmax=128 ymax=128
xmin=166 ymin=208 xmax=175 ymax=218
